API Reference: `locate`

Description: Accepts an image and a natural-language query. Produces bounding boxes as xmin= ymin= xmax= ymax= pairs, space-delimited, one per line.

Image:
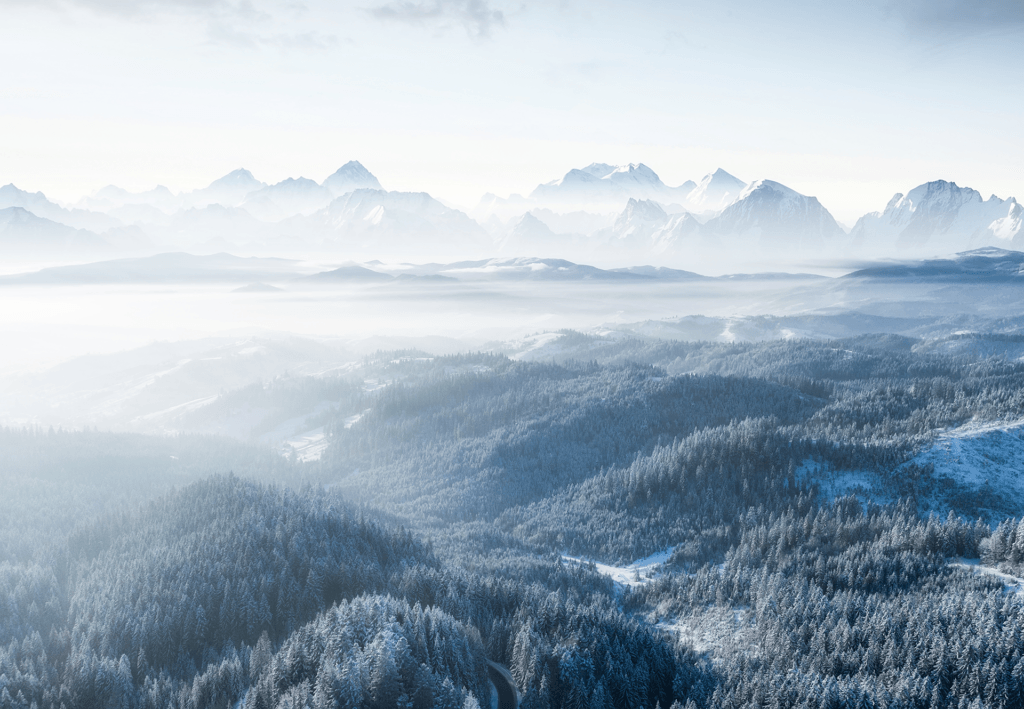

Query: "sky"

xmin=1 ymin=0 xmax=1022 ymax=225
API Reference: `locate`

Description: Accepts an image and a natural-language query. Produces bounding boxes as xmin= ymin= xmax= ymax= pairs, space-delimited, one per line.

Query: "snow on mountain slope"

xmin=911 ymin=419 xmax=1024 ymax=518
xmin=650 ymin=212 xmax=703 ymax=255
xmin=685 ymin=168 xmax=747 ymax=213
xmin=528 ymin=162 xmax=694 ymax=211
xmin=815 ymin=415 xmax=1024 ymax=520
xmin=296 ymin=188 xmax=489 ymax=258
xmin=186 ymin=168 xmax=267 ymax=208
xmin=321 ymin=161 xmax=382 ymax=196
xmin=0 ymin=206 xmax=111 ymax=256
xmin=241 ymin=177 xmax=334 ymax=221
xmin=703 ymin=179 xmax=846 ymax=250
xmin=608 ymin=198 xmax=670 ymax=242
xmin=851 ymin=180 xmax=1023 ymax=254
xmin=499 ymin=212 xmax=561 ymax=253
xmin=0 ymin=184 xmax=122 ymax=232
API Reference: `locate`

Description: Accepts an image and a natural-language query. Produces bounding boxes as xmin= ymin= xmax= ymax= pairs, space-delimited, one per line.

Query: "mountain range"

xmin=2 ymin=162 xmax=1021 ymax=265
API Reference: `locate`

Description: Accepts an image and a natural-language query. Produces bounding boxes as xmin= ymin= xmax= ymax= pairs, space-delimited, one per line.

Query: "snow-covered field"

xmin=562 ymin=548 xmax=673 ymax=592
xmin=913 ymin=419 xmax=1024 ymax=516
xmin=952 ymin=558 xmax=1024 ymax=595
xmin=805 ymin=419 xmax=1024 ymax=518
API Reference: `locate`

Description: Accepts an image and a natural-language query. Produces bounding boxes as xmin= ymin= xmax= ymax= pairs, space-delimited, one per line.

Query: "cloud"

xmin=368 ymin=0 xmax=506 ymax=38
xmin=2 ymin=0 xmax=343 ymax=49
xmin=890 ymin=0 xmax=1024 ymax=35
xmin=1 ymin=0 xmax=244 ymax=18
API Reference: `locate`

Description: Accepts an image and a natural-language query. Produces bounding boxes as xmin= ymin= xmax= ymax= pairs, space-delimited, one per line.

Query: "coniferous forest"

xmin=4 ymin=334 xmax=1024 ymax=709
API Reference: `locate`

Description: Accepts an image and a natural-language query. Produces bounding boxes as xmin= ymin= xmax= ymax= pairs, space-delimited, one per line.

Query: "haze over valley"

xmin=4 ymin=1 xmax=1024 ymax=708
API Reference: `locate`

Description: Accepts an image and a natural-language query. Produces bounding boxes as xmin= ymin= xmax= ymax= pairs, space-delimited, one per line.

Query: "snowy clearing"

xmin=951 ymin=558 xmax=1024 ymax=595
xmin=562 ymin=548 xmax=673 ymax=591
xmin=278 ymin=426 xmax=329 ymax=462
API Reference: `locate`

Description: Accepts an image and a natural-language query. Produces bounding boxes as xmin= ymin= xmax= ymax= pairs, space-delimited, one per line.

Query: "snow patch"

xmin=562 ymin=547 xmax=673 ymax=591
xmin=951 ymin=558 xmax=1024 ymax=595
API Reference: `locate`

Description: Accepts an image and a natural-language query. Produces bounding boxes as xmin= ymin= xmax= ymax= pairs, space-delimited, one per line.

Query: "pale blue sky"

xmin=1 ymin=0 xmax=1021 ymax=223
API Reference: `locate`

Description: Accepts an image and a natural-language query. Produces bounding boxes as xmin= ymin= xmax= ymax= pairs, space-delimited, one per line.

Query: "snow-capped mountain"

xmin=702 ymin=179 xmax=845 ymax=249
xmin=322 ymin=161 xmax=382 ymax=197
xmin=606 ymin=198 xmax=670 ymax=244
xmin=528 ymin=163 xmax=694 ymax=211
xmin=499 ymin=212 xmax=560 ymax=253
xmin=685 ymin=169 xmax=747 ymax=213
xmin=295 ymin=189 xmax=489 ymax=258
xmin=592 ymin=199 xmax=705 ymax=258
xmin=0 ymin=184 xmax=121 ymax=233
xmin=650 ymin=212 xmax=702 ymax=255
xmin=0 ymin=206 xmax=110 ymax=256
xmin=851 ymin=180 xmax=1023 ymax=254
xmin=240 ymin=177 xmax=334 ymax=222
xmin=186 ymin=168 xmax=267 ymax=208
xmin=230 ymin=163 xmax=384 ymax=221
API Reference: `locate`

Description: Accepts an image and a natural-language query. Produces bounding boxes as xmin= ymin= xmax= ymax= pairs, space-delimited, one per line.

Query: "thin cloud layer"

xmin=369 ymin=0 xmax=506 ymax=38
xmin=0 ymin=0 xmax=252 ymax=19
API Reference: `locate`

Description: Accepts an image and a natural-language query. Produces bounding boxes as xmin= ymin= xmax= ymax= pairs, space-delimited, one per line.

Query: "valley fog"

xmin=5 ymin=0 xmax=1024 ymax=704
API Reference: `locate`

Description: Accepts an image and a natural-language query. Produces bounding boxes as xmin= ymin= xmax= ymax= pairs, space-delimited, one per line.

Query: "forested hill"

xmin=322 ymin=357 xmax=819 ymax=522
xmin=4 ymin=333 xmax=1024 ymax=708
xmin=0 ymin=474 xmax=691 ymax=709
xmin=308 ymin=339 xmax=1024 ymax=541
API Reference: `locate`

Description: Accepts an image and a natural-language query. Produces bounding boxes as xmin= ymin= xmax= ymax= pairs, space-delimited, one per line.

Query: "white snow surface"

xmin=951 ymin=558 xmax=1024 ymax=595
xmin=915 ymin=418 xmax=1024 ymax=505
xmin=562 ymin=547 xmax=674 ymax=591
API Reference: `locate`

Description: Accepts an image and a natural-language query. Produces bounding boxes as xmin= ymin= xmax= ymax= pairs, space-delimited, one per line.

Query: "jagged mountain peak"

xmin=686 ymin=169 xmax=747 ymax=212
xmin=618 ymin=198 xmax=668 ymax=221
xmin=851 ymin=179 xmax=1021 ymax=252
xmin=209 ymin=168 xmax=261 ymax=188
xmin=898 ymin=180 xmax=983 ymax=213
xmin=322 ymin=161 xmax=382 ymax=195
xmin=579 ymin=163 xmax=617 ymax=178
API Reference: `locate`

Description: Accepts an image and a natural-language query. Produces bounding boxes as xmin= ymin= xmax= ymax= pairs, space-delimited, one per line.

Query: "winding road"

xmin=487 ymin=660 xmax=519 ymax=709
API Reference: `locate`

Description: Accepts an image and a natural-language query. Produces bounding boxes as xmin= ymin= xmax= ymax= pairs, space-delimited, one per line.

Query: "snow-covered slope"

xmin=607 ymin=198 xmax=671 ymax=243
xmin=650 ymin=212 xmax=703 ymax=255
xmin=241 ymin=177 xmax=334 ymax=221
xmin=296 ymin=188 xmax=489 ymax=257
xmin=529 ymin=163 xmax=694 ymax=211
xmin=703 ymin=179 xmax=846 ymax=250
xmin=185 ymin=168 xmax=267 ymax=208
xmin=0 ymin=184 xmax=121 ymax=232
xmin=0 ymin=206 xmax=111 ymax=256
xmin=321 ymin=161 xmax=382 ymax=197
xmin=685 ymin=168 xmax=747 ymax=213
xmin=499 ymin=212 xmax=561 ymax=253
xmin=851 ymin=180 xmax=1023 ymax=254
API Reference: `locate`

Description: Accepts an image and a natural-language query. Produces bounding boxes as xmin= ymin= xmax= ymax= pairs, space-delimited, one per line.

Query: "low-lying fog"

xmin=4 ymin=247 xmax=1024 ymax=439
